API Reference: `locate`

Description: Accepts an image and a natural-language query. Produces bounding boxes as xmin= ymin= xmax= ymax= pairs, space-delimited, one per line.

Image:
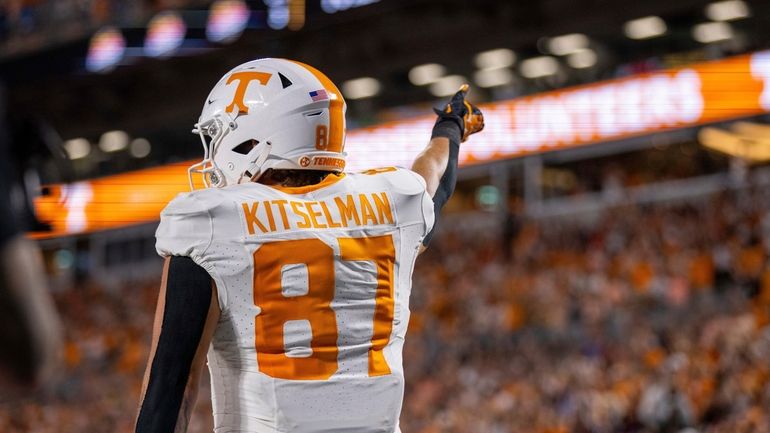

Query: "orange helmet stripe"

xmin=289 ymin=60 xmax=346 ymax=153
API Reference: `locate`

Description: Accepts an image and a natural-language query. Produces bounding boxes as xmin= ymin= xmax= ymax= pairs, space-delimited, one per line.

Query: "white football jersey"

xmin=156 ymin=168 xmax=434 ymax=433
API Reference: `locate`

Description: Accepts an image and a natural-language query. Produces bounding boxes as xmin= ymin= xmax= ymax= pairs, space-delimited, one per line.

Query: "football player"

xmin=135 ymin=58 xmax=483 ymax=433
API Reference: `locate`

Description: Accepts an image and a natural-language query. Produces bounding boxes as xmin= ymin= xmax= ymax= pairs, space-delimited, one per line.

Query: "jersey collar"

xmin=267 ymin=172 xmax=346 ymax=194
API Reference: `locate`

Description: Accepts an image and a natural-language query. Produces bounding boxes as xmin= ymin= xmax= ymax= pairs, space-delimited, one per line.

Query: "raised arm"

xmin=411 ymin=84 xmax=484 ymax=247
xmin=136 ymin=256 xmax=219 ymax=433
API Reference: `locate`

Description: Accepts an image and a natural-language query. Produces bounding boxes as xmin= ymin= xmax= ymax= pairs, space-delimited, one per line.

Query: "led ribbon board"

xmin=33 ymin=51 xmax=770 ymax=238
xmin=346 ymin=50 xmax=770 ymax=169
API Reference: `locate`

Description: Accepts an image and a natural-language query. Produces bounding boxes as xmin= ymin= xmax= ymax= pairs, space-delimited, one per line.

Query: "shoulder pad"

xmin=356 ymin=167 xmax=426 ymax=195
xmin=355 ymin=167 xmax=433 ymax=235
xmin=156 ymin=191 xmax=218 ymax=260
xmin=381 ymin=168 xmax=426 ymax=195
xmin=161 ymin=189 xmax=225 ymax=217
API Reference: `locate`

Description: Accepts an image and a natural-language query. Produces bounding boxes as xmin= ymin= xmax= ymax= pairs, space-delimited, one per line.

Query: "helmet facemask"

xmin=189 ymin=114 xmax=275 ymax=190
xmin=189 ymin=117 xmax=229 ymax=189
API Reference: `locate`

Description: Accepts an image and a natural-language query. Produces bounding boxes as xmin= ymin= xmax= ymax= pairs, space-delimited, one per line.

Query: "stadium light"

xmin=520 ymin=56 xmax=559 ymax=78
xmin=692 ymin=22 xmax=733 ymax=43
xmin=474 ymin=48 xmax=516 ymax=70
xmin=473 ymin=68 xmax=513 ymax=88
xmin=475 ymin=185 xmax=500 ymax=210
xmin=341 ymin=77 xmax=381 ymax=100
xmin=547 ymin=33 xmax=589 ymax=56
xmin=705 ymin=0 xmax=750 ymax=21
xmin=144 ymin=11 xmax=186 ymax=58
xmin=624 ymin=16 xmax=667 ymax=40
xmin=567 ymin=48 xmax=598 ymax=69
xmin=429 ymin=75 xmax=467 ymax=97
xmin=85 ymin=27 xmax=126 ymax=73
xmin=53 ymin=249 xmax=75 ymax=270
xmin=99 ymin=131 xmax=130 ymax=153
xmin=408 ymin=63 xmax=446 ymax=86
xmin=732 ymin=122 xmax=770 ymax=138
xmin=288 ymin=0 xmax=305 ymax=31
xmin=64 ymin=138 xmax=91 ymax=160
xmin=265 ymin=0 xmax=289 ymax=29
xmin=207 ymin=0 xmax=250 ymax=43
xmin=129 ymin=138 xmax=152 ymax=158
xmin=699 ymin=126 xmax=770 ymax=162
xmin=321 ymin=0 xmax=379 ymax=13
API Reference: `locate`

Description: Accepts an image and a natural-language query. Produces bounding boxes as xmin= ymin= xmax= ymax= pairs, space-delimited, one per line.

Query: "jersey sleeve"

xmin=381 ymin=168 xmax=435 ymax=238
xmin=155 ymin=192 xmax=214 ymax=265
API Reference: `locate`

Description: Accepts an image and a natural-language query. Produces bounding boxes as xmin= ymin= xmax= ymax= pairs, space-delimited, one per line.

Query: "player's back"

xmin=156 ymin=168 xmax=433 ymax=433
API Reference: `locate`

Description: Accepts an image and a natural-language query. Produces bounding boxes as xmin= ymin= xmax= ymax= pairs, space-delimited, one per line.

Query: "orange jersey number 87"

xmin=253 ymin=235 xmax=396 ymax=380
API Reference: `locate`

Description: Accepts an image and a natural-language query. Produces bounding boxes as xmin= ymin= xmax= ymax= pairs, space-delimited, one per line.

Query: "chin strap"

xmin=239 ymin=142 xmax=272 ymax=184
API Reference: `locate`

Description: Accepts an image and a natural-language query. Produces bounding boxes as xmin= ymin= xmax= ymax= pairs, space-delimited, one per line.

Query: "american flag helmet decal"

xmin=309 ymin=89 xmax=329 ymax=102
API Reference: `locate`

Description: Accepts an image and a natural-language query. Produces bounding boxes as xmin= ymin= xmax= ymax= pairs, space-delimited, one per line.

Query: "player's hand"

xmin=433 ymin=84 xmax=485 ymax=142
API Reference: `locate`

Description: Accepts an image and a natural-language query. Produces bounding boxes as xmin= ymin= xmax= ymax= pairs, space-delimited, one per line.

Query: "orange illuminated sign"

xmin=32 ymin=162 xmax=203 ymax=238
xmin=346 ymin=50 xmax=770 ymax=169
xmin=32 ymin=51 xmax=770 ymax=238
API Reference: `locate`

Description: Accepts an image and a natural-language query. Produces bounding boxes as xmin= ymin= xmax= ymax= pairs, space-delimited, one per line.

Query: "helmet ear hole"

xmin=232 ymin=139 xmax=258 ymax=155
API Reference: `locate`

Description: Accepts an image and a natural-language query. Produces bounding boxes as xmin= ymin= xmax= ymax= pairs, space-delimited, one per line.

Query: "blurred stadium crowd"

xmin=0 ymin=0 xmax=203 ymax=44
xmin=2 ymin=176 xmax=769 ymax=433
xmin=404 ymin=187 xmax=770 ymax=433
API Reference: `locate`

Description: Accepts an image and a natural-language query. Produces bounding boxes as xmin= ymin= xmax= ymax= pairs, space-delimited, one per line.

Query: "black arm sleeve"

xmin=136 ymin=256 xmax=213 ymax=433
xmin=423 ymin=120 xmax=462 ymax=246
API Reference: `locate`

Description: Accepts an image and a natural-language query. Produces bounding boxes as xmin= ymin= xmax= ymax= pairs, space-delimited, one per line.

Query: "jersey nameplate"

xmin=241 ymin=192 xmax=394 ymax=234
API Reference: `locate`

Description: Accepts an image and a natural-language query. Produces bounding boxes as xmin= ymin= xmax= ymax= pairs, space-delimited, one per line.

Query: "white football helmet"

xmin=189 ymin=58 xmax=347 ymax=189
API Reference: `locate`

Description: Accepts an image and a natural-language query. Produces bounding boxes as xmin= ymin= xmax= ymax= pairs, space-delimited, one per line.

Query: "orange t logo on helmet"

xmin=225 ymin=71 xmax=273 ymax=114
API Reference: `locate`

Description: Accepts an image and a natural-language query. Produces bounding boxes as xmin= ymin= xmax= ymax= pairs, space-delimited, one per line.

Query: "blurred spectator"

xmin=0 ymin=85 xmax=62 ymax=399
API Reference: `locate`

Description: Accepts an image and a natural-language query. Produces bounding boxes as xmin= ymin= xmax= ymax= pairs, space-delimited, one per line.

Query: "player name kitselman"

xmin=241 ymin=192 xmax=395 ymax=234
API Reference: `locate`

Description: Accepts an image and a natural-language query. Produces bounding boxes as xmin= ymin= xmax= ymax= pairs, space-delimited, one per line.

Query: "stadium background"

xmin=2 ymin=0 xmax=770 ymax=432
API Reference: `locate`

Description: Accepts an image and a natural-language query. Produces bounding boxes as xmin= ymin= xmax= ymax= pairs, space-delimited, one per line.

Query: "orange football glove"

xmin=433 ymin=84 xmax=485 ymax=142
